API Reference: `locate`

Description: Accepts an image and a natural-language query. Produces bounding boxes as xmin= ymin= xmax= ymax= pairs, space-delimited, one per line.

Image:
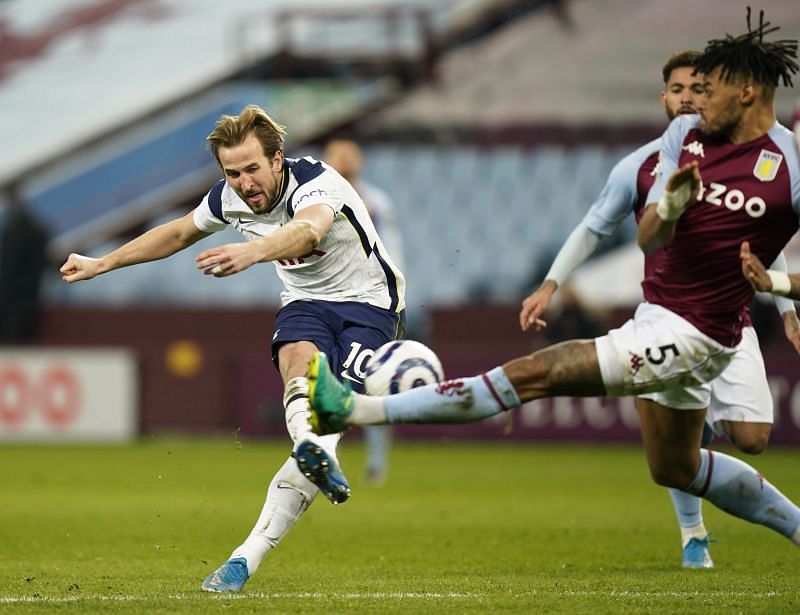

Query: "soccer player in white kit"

xmin=60 ymin=105 xmax=406 ymax=592
xmin=519 ymin=50 xmax=800 ymax=568
xmin=306 ymin=13 xmax=800 ymax=563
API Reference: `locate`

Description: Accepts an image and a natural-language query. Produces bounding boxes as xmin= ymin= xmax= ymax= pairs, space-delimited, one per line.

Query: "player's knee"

xmin=726 ymin=425 xmax=770 ymax=455
xmin=731 ymin=434 xmax=768 ymax=455
xmin=647 ymin=462 xmax=693 ymax=490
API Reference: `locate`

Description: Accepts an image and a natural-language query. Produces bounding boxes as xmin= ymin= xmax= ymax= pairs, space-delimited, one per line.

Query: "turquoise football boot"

xmin=201 ymin=557 xmax=249 ymax=592
xmin=682 ymin=536 xmax=714 ymax=569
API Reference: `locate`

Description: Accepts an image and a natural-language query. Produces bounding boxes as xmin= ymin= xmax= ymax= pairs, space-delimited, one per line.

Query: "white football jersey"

xmin=193 ymin=156 xmax=405 ymax=312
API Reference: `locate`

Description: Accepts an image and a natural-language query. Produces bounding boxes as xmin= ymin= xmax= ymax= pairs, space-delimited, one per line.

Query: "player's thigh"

xmin=596 ymin=303 xmax=736 ymax=398
xmin=277 ymin=340 xmax=320 ymax=382
xmin=707 ymin=326 xmax=773 ymax=428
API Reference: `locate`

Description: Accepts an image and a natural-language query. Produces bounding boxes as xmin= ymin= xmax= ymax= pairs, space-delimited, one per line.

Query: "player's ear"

xmin=273 ymin=150 xmax=284 ymax=173
xmin=740 ymin=81 xmax=756 ymax=106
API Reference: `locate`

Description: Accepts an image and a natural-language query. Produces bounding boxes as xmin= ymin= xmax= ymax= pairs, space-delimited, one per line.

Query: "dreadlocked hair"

xmin=695 ymin=6 xmax=798 ymax=88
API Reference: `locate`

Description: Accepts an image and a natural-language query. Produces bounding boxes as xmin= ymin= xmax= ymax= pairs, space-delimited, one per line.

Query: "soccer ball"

xmin=364 ymin=340 xmax=445 ymax=396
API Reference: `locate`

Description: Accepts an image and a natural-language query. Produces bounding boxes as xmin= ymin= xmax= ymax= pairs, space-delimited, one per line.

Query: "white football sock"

xmin=679 ymin=523 xmax=708 ymax=548
xmin=230 ymin=457 xmax=318 ymax=575
xmin=284 ymin=377 xmax=327 ymax=449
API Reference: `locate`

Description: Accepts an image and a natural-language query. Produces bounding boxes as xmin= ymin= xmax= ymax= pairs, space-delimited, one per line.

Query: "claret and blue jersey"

xmin=645 ymin=115 xmax=800 ymax=346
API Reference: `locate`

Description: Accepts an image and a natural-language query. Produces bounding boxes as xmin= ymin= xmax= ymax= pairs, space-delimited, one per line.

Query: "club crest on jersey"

xmin=753 ymin=150 xmax=782 ymax=182
xmin=681 ymin=141 xmax=705 ymax=158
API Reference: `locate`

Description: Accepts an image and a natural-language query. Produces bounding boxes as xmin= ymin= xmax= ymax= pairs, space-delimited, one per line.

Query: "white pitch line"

xmin=0 ymin=592 xmax=484 ymax=603
xmin=0 ymin=589 xmax=786 ymax=604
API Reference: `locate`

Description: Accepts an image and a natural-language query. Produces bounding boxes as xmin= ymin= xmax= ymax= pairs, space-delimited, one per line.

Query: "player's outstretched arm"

xmin=638 ymin=161 xmax=701 ymax=254
xmin=61 ymin=212 xmax=209 ymax=283
xmin=519 ymin=222 xmax=603 ymax=332
xmin=741 ymin=241 xmax=800 ymax=301
xmin=196 ymin=203 xmax=335 ymax=277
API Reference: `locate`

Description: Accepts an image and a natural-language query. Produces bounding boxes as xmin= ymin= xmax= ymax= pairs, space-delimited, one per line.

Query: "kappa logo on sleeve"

xmin=681 ymin=141 xmax=705 ymax=158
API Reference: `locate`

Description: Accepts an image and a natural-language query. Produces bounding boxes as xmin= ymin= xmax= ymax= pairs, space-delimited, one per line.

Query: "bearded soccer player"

xmin=61 ymin=105 xmax=406 ymax=592
xmin=518 ymin=50 xmax=799 ymax=569
xmin=306 ymin=11 xmax=800 ymax=563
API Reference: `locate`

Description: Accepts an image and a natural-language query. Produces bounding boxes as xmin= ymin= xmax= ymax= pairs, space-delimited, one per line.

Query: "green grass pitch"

xmin=1 ymin=437 xmax=798 ymax=613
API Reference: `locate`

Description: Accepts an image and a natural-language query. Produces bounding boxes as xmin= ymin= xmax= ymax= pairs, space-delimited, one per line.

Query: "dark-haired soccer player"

xmin=307 ymin=11 xmax=800 ymax=559
xmin=519 ymin=49 xmax=799 ymax=569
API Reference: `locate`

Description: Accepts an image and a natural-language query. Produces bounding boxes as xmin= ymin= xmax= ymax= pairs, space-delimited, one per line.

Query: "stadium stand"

xmin=4 ymin=0 xmax=798 ymax=309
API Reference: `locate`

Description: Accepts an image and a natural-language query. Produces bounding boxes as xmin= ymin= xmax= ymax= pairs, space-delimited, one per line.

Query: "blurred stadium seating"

xmin=3 ymin=0 xmax=800 ymax=439
xmin=3 ymin=0 xmax=798 ymax=309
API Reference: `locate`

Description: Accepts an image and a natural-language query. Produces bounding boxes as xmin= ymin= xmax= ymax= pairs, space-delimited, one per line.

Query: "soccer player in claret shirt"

xmin=61 ymin=105 xmax=406 ymax=592
xmin=519 ymin=50 xmax=799 ymax=569
xmin=307 ymin=11 xmax=800 ymax=562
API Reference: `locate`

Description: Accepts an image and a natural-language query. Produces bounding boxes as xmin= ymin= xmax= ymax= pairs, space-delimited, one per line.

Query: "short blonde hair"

xmin=207 ymin=105 xmax=286 ymax=165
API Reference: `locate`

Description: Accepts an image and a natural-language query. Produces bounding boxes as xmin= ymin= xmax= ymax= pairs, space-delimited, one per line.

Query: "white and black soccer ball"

xmin=364 ymin=340 xmax=445 ymax=396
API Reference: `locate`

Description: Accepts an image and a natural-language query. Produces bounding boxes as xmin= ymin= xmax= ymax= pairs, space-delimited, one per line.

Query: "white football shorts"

xmin=595 ymin=303 xmax=737 ymax=409
xmin=703 ymin=325 xmax=773 ymax=430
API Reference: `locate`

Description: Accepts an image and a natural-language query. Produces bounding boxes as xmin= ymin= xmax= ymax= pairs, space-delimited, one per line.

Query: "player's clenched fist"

xmin=60 ymin=253 xmax=103 ymax=283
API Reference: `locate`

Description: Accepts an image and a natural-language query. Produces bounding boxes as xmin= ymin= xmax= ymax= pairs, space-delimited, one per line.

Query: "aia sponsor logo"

xmin=277 ymin=249 xmax=326 ymax=267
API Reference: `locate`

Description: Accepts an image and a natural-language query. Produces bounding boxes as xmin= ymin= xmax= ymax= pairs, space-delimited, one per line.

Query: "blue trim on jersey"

xmin=286 ymin=158 xmax=327 ymax=217
xmin=208 ymin=179 xmax=228 ymax=224
xmin=341 ymin=204 xmax=372 ymax=255
xmin=373 ymin=245 xmax=400 ymax=312
xmin=340 ymin=204 xmax=400 ymax=311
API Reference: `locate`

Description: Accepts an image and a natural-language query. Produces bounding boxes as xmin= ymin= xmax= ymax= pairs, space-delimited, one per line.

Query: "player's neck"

xmin=728 ymin=105 xmax=776 ymax=144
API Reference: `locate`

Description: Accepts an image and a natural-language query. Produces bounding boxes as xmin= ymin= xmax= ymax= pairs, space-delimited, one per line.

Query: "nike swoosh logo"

xmin=273 ymin=329 xmax=280 ymax=341
xmin=340 ymin=370 xmax=363 ymax=384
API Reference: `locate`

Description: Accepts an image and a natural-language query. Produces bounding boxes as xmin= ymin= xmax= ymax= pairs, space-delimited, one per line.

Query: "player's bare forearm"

xmin=106 ymin=216 xmax=207 ymax=271
xmin=253 ymin=218 xmax=322 ymax=262
xmin=639 ymin=162 xmax=701 ymax=253
xmin=61 ymin=213 xmax=207 ymax=282
xmin=253 ymin=203 xmax=334 ymax=263
xmin=196 ymin=209 xmax=333 ymax=277
xmin=637 ymin=204 xmax=677 ymax=253
xmin=783 ymin=309 xmax=800 ymax=353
